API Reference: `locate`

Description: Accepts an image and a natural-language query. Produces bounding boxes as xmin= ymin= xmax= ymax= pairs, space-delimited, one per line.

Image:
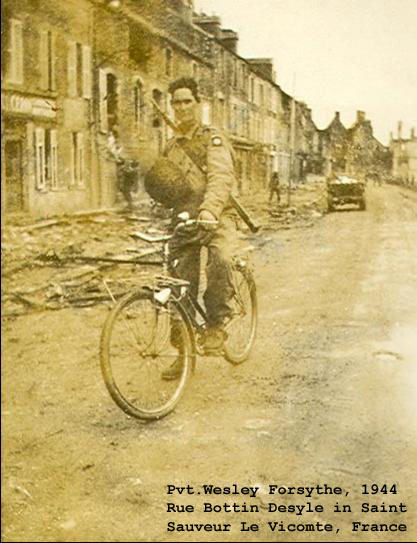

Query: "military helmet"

xmin=144 ymin=157 xmax=191 ymax=208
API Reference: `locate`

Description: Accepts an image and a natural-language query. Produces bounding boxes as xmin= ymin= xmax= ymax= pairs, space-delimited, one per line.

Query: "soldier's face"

xmin=171 ymin=88 xmax=198 ymax=126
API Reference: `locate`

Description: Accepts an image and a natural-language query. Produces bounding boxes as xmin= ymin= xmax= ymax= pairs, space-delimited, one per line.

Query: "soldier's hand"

xmin=198 ymin=210 xmax=218 ymax=230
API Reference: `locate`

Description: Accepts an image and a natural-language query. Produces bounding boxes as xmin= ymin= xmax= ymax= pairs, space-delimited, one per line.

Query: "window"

xmin=99 ymin=69 xmax=118 ymax=132
xmin=192 ymin=61 xmax=198 ymax=80
xmin=259 ymin=84 xmax=264 ymax=107
xmin=40 ymin=29 xmax=56 ymax=91
xmin=68 ymin=41 xmax=92 ymax=98
xmin=35 ymin=128 xmax=46 ymax=190
xmin=165 ymin=48 xmax=173 ymax=77
xmin=45 ymin=129 xmax=58 ymax=189
xmin=250 ymin=78 xmax=255 ymax=103
xmin=232 ymin=105 xmax=238 ymax=134
xmin=7 ymin=19 xmax=24 ymax=84
xmin=34 ymin=128 xmax=58 ymax=190
xmin=133 ymin=78 xmax=144 ymax=130
xmin=233 ymin=59 xmax=237 ymax=88
xmin=70 ymin=132 xmax=85 ymax=187
xmin=152 ymin=88 xmax=163 ymax=128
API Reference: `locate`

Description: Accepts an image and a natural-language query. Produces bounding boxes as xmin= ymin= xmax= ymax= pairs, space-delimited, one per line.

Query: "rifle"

xmin=150 ymin=99 xmax=260 ymax=233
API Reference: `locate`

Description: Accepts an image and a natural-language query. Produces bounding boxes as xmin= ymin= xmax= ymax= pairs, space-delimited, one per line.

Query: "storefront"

xmin=2 ymin=90 xmax=58 ymax=215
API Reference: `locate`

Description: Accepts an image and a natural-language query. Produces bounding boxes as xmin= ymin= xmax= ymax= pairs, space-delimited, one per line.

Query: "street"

xmin=2 ymin=183 xmax=417 ymax=542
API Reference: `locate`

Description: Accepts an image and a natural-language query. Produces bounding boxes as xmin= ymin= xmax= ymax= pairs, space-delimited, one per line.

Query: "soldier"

xmin=146 ymin=77 xmax=238 ymax=379
xmin=119 ymin=159 xmax=140 ymax=212
xmin=269 ymin=171 xmax=281 ymax=206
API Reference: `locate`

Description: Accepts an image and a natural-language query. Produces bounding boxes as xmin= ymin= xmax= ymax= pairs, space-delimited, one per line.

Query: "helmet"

xmin=144 ymin=158 xmax=192 ymax=208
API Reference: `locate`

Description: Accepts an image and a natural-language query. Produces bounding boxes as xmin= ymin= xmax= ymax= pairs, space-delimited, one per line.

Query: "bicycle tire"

xmin=224 ymin=264 xmax=258 ymax=364
xmin=100 ymin=288 xmax=193 ymax=420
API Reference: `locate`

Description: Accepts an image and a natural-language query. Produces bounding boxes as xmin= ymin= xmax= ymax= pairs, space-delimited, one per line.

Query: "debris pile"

xmin=2 ymin=209 xmax=167 ymax=317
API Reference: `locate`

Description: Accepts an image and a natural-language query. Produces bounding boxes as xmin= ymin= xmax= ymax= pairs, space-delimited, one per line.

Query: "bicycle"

xmin=100 ymin=215 xmax=258 ymax=420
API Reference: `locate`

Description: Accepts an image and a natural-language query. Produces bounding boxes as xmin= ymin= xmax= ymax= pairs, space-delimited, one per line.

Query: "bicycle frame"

xmin=131 ymin=217 xmax=254 ymax=355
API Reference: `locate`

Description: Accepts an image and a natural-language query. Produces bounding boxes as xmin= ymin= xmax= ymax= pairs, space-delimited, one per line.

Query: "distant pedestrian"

xmin=269 ymin=171 xmax=281 ymax=205
xmin=107 ymin=125 xmax=125 ymax=199
xmin=119 ymin=159 xmax=140 ymax=211
xmin=107 ymin=125 xmax=123 ymax=164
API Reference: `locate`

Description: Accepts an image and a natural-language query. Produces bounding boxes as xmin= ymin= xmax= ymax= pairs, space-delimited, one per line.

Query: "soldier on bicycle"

xmin=145 ymin=77 xmax=239 ymax=379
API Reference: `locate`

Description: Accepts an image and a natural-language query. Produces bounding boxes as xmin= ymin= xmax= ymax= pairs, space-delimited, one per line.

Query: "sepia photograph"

xmin=1 ymin=0 xmax=417 ymax=541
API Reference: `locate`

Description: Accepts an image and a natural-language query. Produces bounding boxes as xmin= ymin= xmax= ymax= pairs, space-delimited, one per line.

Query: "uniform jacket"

xmin=163 ymin=122 xmax=237 ymax=220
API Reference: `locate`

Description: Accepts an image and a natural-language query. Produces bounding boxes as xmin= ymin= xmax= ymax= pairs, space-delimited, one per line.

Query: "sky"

xmin=195 ymin=0 xmax=417 ymax=144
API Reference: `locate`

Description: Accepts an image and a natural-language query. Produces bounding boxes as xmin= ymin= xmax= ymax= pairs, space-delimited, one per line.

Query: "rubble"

xmin=1 ymin=207 xmax=163 ymax=317
xmin=2 ymin=180 xmax=327 ymax=317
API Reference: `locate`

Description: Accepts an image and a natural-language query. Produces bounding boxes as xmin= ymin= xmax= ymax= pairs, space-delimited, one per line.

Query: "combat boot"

xmin=161 ymin=354 xmax=184 ymax=381
xmin=203 ymin=327 xmax=227 ymax=356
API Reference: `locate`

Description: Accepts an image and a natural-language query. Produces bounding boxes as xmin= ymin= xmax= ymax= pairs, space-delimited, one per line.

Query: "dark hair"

xmin=168 ymin=77 xmax=200 ymax=102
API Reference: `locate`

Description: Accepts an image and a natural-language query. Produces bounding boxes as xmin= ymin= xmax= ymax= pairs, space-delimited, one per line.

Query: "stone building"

xmin=193 ymin=14 xmax=290 ymax=192
xmin=319 ymin=110 xmax=391 ymax=179
xmin=345 ymin=111 xmax=391 ymax=178
xmin=91 ymin=0 xmax=216 ymax=207
xmin=319 ymin=111 xmax=348 ymax=176
xmin=390 ymin=123 xmax=417 ymax=186
xmin=6 ymin=0 xmax=386 ymax=219
xmin=2 ymin=0 xmax=95 ymax=216
xmin=1 ymin=0 xmax=218 ymax=216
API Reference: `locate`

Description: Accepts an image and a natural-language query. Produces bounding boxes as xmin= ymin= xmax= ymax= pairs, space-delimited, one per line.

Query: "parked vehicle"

xmin=327 ymin=176 xmax=366 ymax=212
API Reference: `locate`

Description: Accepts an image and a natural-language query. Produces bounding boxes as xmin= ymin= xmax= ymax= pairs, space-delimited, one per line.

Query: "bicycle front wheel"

xmin=224 ymin=264 xmax=258 ymax=364
xmin=100 ymin=289 xmax=193 ymax=420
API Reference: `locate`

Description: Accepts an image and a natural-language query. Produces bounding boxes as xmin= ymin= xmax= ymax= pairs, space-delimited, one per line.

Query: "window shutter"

xmin=39 ymin=29 xmax=48 ymax=89
xmin=35 ymin=127 xmax=46 ymax=190
xmin=67 ymin=41 xmax=77 ymax=97
xmin=50 ymin=130 xmax=58 ymax=189
xmin=70 ymin=133 xmax=76 ymax=186
xmin=82 ymin=45 xmax=92 ymax=98
xmin=99 ymin=69 xmax=108 ymax=133
xmin=50 ymin=32 xmax=56 ymax=91
xmin=77 ymin=132 xmax=85 ymax=186
xmin=9 ymin=19 xmax=24 ymax=84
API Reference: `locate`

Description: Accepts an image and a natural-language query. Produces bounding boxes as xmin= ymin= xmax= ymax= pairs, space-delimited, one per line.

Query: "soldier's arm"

xmin=200 ymin=135 xmax=235 ymax=220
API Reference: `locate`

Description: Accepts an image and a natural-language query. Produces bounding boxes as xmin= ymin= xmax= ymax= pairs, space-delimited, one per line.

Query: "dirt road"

xmin=2 ymin=183 xmax=417 ymax=542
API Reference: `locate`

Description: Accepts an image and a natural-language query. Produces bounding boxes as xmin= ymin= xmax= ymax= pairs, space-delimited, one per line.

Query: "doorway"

xmin=5 ymin=140 xmax=24 ymax=212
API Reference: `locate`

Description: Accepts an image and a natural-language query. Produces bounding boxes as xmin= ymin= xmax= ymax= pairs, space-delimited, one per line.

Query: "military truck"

xmin=327 ymin=176 xmax=366 ymax=212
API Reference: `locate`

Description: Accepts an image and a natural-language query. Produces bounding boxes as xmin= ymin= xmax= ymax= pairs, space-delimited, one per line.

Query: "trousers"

xmin=169 ymin=216 xmax=236 ymax=328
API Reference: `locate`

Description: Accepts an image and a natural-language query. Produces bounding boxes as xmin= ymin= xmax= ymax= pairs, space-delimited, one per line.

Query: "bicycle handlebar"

xmin=131 ymin=219 xmax=219 ymax=244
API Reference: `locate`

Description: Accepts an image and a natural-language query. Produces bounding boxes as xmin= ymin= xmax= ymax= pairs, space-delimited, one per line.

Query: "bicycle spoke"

xmin=101 ymin=291 xmax=192 ymax=419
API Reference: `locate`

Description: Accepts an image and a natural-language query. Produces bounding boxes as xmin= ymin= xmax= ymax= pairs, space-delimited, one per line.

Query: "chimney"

xmin=411 ymin=127 xmax=415 ymax=139
xmin=335 ymin=111 xmax=340 ymax=121
xmin=169 ymin=0 xmax=193 ymax=20
xmin=356 ymin=110 xmax=366 ymax=123
xmin=397 ymin=121 xmax=403 ymax=140
xmin=193 ymin=14 xmax=222 ymax=38
xmin=220 ymin=29 xmax=239 ymax=53
xmin=390 ymin=131 xmax=393 ymax=142
xmin=247 ymin=58 xmax=275 ymax=81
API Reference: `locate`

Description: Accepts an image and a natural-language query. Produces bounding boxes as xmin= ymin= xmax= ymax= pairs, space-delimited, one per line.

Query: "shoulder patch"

xmin=211 ymin=135 xmax=223 ymax=146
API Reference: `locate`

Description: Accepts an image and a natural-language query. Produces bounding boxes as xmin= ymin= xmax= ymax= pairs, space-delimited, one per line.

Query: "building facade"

xmin=390 ymin=123 xmax=417 ymax=186
xmin=2 ymin=0 xmax=95 ymax=216
xmin=2 ymin=0 xmax=393 ymax=219
xmin=320 ymin=110 xmax=392 ymax=180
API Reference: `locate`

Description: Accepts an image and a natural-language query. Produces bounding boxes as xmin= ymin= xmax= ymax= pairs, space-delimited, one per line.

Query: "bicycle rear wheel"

xmin=100 ymin=288 xmax=193 ymax=420
xmin=224 ymin=263 xmax=258 ymax=364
